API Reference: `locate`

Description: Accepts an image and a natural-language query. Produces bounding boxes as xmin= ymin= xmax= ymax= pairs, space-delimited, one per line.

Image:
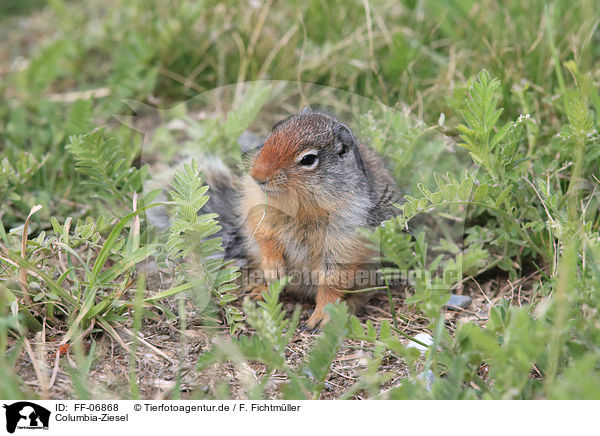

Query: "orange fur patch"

xmin=250 ymin=129 xmax=304 ymax=181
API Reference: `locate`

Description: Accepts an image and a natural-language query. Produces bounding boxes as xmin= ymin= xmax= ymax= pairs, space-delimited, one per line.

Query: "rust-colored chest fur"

xmin=240 ymin=175 xmax=371 ymax=294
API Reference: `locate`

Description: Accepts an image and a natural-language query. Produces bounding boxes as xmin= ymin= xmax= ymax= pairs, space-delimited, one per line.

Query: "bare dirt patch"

xmin=12 ymin=267 xmax=539 ymax=399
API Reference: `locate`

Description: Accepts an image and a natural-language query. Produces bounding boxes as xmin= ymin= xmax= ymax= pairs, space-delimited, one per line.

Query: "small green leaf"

xmin=473 ymin=184 xmax=489 ymax=202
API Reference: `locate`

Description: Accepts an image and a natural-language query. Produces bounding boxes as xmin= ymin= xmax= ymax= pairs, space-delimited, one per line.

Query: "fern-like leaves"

xmin=66 ymin=127 xmax=145 ymax=203
xmin=166 ymin=160 xmax=242 ymax=332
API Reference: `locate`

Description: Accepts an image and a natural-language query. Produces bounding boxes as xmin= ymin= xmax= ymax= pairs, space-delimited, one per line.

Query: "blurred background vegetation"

xmin=2 ymin=0 xmax=598 ymax=226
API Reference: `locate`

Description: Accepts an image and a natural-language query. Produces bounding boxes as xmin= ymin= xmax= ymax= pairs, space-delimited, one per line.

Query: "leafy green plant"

xmin=66 ymin=127 xmax=147 ymax=209
xmin=161 ymin=160 xmax=243 ymax=332
xmin=197 ymin=280 xmax=355 ymax=399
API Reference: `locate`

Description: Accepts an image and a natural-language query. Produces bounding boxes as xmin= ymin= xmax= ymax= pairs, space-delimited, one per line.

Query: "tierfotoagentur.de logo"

xmin=2 ymin=402 xmax=50 ymax=434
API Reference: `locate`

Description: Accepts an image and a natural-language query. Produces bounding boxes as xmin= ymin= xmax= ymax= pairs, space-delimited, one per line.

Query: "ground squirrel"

xmin=203 ymin=110 xmax=399 ymax=328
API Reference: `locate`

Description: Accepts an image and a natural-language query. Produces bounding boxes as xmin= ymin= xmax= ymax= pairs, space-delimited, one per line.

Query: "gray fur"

xmin=200 ymin=157 xmax=247 ymax=260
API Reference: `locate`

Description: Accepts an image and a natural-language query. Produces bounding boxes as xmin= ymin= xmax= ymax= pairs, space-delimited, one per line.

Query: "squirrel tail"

xmin=200 ymin=156 xmax=247 ymax=262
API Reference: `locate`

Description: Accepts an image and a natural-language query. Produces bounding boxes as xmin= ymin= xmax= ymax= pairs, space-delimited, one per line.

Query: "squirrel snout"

xmin=250 ymin=165 xmax=287 ymax=192
xmin=250 ymin=167 xmax=268 ymax=185
xmin=253 ymin=176 xmax=267 ymax=185
xmin=250 ymin=159 xmax=276 ymax=186
xmin=250 ymin=148 xmax=290 ymax=190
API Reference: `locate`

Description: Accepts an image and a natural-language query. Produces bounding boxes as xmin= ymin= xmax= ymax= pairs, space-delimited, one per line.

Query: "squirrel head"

xmin=249 ymin=111 xmax=365 ymax=206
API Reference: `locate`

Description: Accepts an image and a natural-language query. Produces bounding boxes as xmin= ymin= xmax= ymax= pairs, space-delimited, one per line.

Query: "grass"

xmin=0 ymin=0 xmax=599 ymax=399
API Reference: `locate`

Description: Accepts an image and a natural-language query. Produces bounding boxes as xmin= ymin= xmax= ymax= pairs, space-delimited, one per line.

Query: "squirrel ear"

xmin=333 ymin=123 xmax=355 ymax=156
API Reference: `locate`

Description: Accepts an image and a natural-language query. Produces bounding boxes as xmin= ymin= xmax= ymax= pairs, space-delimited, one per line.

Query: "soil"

xmin=11 ymin=267 xmax=539 ymax=400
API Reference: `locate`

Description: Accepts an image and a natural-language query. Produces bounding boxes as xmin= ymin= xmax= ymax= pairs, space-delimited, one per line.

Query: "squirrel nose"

xmin=250 ymin=166 xmax=268 ymax=185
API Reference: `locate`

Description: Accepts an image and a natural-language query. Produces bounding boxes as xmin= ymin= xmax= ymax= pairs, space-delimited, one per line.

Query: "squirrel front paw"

xmin=242 ymin=283 xmax=269 ymax=301
xmin=305 ymin=307 xmax=329 ymax=329
xmin=305 ymin=285 xmax=343 ymax=329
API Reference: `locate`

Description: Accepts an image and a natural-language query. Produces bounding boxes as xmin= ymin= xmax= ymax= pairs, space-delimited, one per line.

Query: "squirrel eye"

xmin=299 ymin=153 xmax=318 ymax=167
